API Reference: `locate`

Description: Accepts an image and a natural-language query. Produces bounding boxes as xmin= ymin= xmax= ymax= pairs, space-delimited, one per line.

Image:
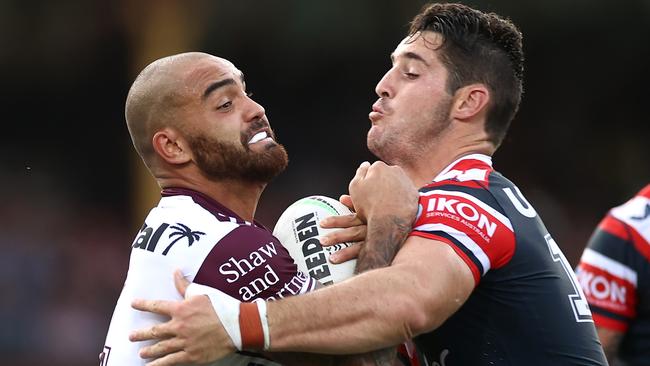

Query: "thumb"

xmin=339 ymin=194 xmax=354 ymax=211
xmin=174 ymin=269 xmax=191 ymax=297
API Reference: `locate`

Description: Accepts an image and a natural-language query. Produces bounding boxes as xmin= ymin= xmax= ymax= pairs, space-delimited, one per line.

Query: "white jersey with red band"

xmin=410 ymin=154 xmax=606 ymax=366
xmin=576 ymin=184 xmax=650 ymax=365
xmin=100 ymin=188 xmax=317 ymax=366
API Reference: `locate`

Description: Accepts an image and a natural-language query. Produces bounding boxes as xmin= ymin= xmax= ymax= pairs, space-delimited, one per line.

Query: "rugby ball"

xmin=273 ymin=196 xmax=356 ymax=285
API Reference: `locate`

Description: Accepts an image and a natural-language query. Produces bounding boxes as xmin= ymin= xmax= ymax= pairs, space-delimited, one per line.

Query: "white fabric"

xmin=255 ymin=300 xmax=270 ymax=350
xmin=186 ymin=283 xmax=243 ymax=350
xmin=580 ymin=248 xmax=638 ymax=287
xmin=101 ymin=195 xmax=280 ymax=366
xmin=611 ymin=195 xmax=650 ymax=245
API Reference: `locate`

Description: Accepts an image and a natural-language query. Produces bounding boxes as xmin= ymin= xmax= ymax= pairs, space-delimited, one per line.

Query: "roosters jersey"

xmin=410 ymin=154 xmax=606 ymax=366
xmin=576 ymin=185 xmax=650 ymax=365
xmin=101 ymin=188 xmax=317 ymax=366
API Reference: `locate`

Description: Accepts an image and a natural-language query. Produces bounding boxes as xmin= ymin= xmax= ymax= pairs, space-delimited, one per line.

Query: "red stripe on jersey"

xmin=432 ymin=179 xmax=486 ymax=190
xmin=600 ymin=215 xmax=650 ymax=262
xmin=397 ymin=341 xmax=421 ymax=366
xmin=576 ymin=262 xmax=637 ymax=318
xmin=414 ymin=191 xmax=515 ymax=272
xmin=598 ymin=215 xmax=631 ymax=242
xmin=411 ymin=231 xmax=482 ymax=285
xmin=447 ymin=158 xmax=492 ymax=179
xmin=593 ymin=312 xmax=629 ymax=332
xmin=434 ymin=158 xmax=493 ymax=184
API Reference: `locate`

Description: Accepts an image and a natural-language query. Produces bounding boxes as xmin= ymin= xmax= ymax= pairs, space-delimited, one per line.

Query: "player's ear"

xmin=152 ymin=127 xmax=192 ymax=165
xmin=450 ymin=83 xmax=490 ymax=121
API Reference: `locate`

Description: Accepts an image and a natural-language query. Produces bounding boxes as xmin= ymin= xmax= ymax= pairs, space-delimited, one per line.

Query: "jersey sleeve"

xmin=576 ymin=215 xmax=639 ymax=332
xmin=410 ymin=185 xmax=516 ymax=285
xmin=194 ymin=225 xmax=318 ymax=302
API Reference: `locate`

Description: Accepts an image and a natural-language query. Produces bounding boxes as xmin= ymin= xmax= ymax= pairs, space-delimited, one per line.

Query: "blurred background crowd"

xmin=1 ymin=0 xmax=648 ymax=365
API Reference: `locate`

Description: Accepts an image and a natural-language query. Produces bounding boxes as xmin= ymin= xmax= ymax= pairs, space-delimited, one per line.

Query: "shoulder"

xmin=413 ymin=179 xmax=516 ymax=284
xmin=608 ymin=188 xmax=650 ymax=246
xmin=588 ymin=188 xmax=650 ymax=262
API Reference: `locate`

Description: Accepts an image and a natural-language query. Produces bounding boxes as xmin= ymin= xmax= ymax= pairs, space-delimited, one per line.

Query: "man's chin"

xmin=367 ymin=134 xmax=383 ymax=159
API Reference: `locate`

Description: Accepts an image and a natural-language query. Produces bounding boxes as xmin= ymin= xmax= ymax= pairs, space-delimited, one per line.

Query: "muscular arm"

xmin=355 ymin=214 xmax=412 ymax=274
xmin=267 ymin=236 xmax=475 ymax=354
xmin=130 ymin=239 xmax=460 ymax=364
xmin=350 ymin=213 xmax=414 ymax=364
xmin=596 ymin=326 xmax=624 ymax=365
xmin=275 ymin=212 xmax=414 ymax=365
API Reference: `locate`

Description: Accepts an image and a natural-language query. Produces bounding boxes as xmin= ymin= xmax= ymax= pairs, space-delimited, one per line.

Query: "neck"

xmin=158 ymin=174 xmax=265 ymax=222
xmin=399 ymin=139 xmax=494 ymax=188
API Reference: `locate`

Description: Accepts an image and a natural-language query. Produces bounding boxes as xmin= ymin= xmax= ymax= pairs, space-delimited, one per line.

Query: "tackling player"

xmin=576 ymin=184 xmax=650 ymax=365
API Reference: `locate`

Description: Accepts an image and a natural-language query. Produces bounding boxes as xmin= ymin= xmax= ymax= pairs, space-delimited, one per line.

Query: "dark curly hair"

xmin=409 ymin=3 xmax=524 ymax=147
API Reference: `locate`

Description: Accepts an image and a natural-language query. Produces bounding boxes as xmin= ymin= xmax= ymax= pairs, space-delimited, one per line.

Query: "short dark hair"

xmin=409 ymin=3 xmax=524 ymax=147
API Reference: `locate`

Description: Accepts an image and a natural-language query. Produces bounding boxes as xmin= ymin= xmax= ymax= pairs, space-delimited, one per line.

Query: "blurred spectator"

xmin=576 ymin=185 xmax=650 ymax=365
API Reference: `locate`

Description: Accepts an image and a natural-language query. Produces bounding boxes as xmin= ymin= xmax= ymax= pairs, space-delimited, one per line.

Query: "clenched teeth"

xmin=249 ymin=131 xmax=268 ymax=144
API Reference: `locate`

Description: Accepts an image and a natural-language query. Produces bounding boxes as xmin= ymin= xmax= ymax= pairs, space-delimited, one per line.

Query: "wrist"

xmin=186 ymin=283 xmax=270 ymax=352
xmin=239 ymin=300 xmax=270 ymax=350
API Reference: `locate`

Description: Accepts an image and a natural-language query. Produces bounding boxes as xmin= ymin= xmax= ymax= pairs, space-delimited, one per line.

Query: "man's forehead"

xmin=184 ymin=57 xmax=242 ymax=89
xmin=393 ymin=31 xmax=444 ymax=60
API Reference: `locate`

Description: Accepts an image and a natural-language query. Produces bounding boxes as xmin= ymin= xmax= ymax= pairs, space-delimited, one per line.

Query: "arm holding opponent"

xmin=131 ymin=161 xmax=474 ymax=363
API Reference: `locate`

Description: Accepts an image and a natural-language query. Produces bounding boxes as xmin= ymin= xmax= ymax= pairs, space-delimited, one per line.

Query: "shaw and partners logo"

xmin=425 ymin=196 xmax=498 ymax=241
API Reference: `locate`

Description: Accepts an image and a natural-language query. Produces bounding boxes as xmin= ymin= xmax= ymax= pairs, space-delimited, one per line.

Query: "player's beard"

xmin=188 ymin=129 xmax=288 ymax=184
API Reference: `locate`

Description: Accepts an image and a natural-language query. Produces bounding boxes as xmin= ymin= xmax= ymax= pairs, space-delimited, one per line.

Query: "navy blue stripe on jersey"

xmin=420 ymin=182 xmax=507 ymax=217
xmin=415 ymin=229 xmax=485 ymax=276
xmin=587 ymin=228 xmax=631 ymax=258
xmin=591 ymin=306 xmax=631 ymax=324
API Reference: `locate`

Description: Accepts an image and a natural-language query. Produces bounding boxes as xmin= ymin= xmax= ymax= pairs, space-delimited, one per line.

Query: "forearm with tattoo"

xmin=355 ymin=215 xmax=413 ymax=273
xmin=353 ymin=215 xmax=412 ymax=366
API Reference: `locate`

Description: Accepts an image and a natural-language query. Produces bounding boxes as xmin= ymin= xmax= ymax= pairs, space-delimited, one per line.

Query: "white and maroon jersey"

xmin=410 ymin=154 xmax=606 ymax=366
xmin=576 ymin=184 xmax=650 ymax=365
xmin=100 ymin=187 xmax=317 ymax=366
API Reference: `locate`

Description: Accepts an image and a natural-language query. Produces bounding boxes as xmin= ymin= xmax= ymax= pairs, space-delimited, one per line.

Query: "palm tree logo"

xmin=162 ymin=223 xmax=206 ymax=255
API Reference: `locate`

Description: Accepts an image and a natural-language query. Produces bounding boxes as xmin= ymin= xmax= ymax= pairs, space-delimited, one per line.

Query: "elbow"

xmin=388 ymin=280 xmax=460 ymax=337
xmin=388 ymin=293 xmax=438 ymax=339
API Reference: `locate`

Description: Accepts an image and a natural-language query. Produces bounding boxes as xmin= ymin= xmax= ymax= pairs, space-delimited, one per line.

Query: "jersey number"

xmin=544 ymin=234 xmax=592 ymax=322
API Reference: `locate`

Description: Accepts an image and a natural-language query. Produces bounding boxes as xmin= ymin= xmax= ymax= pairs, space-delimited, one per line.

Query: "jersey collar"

xmin=161 ymin=187 xmax=262 ymax=228
xmin=433 ymin=153 xmax=493 ymax=183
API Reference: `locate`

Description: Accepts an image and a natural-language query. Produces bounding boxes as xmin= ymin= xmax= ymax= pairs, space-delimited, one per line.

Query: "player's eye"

xmin=217 ymin=101 xmax=232 ymax=110
xmin=404 ymin=72 xmax=419 ymax=80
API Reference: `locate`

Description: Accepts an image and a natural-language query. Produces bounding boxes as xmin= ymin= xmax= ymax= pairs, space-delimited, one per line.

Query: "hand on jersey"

xmin=129 ymin=270 xmax=235 ymax=366
xmin=319 ymin=194 xmax=367 ymax=264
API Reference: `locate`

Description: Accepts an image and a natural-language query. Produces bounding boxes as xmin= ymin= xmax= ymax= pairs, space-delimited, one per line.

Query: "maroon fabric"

xmin=162 ymin=187 xmax=313 ymax=301
xmin=193 ymin=226 xmax=308 ymax=301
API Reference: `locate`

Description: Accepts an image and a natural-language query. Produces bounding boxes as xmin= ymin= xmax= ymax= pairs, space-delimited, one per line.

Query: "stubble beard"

xmin=368 ymin=97 xmax=453 ymax=164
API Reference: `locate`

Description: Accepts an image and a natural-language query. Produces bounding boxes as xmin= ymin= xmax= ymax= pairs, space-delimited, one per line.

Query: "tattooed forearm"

xmin=371 ymin=346 xmax=398 ymax=366
xmin=355 ymin=215 xmax=412 ymax=273
xmin=337 ymin=347 xmax=397 ymax=366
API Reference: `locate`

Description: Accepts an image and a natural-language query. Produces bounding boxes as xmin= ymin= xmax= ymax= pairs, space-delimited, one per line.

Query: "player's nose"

xmin=244 ymin=95 xmax=266 ymax=123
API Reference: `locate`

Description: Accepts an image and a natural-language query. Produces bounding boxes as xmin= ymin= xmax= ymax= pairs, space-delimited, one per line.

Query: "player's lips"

xmin=369 ymin=102 xmax=387 ymax=123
